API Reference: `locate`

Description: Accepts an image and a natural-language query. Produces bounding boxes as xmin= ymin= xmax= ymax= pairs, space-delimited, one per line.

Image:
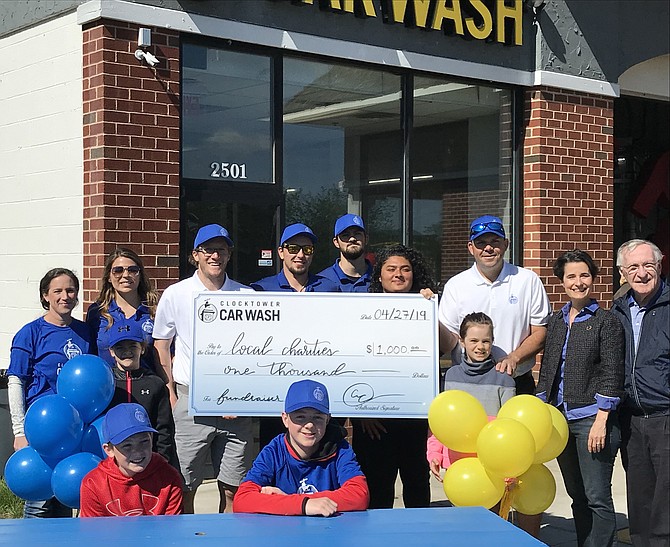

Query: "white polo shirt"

xmin=438 ymin=262 xmax=551 ymax=376
xmin=153 ymin=272 xmax=251 ymax=386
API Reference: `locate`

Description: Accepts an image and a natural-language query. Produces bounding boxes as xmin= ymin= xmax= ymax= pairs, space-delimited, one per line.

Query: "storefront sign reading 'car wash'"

xmin=280 ymin=0 xmax=525 ymax=46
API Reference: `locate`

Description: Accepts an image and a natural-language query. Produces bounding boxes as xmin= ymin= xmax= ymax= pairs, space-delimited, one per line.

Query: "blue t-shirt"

xmin=250 ymin=270 xmax=341 ymax=292
xmin=86 ymin=301 xmax=156 ymax=371
xmin=317 ymin=259 xmax=373 ymax=293
xmin=244 ymin=433 xmax=363 ymax=494
xmin=8 ymin=317 xmax=92 ymax=407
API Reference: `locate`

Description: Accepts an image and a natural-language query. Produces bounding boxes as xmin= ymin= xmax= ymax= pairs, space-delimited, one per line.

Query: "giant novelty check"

xmin=190 ymin=292 xmax=439 ymax=418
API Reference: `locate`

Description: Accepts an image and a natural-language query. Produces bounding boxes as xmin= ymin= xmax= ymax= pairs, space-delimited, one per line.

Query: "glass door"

xmin=181 ymin=184 xmax=282 ymax=285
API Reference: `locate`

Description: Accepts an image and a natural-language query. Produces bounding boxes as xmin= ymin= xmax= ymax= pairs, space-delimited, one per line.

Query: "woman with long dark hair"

xmin=86 ymin=248 xmax=159 ymax=372
xmin=353 ymin=244 xmax=437 ymax=509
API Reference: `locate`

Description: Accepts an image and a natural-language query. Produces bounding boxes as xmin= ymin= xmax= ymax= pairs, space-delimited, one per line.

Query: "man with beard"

xmin=318 ymin=214 xmax=373 ymax=292
xmin=251 ymin=223 xmax=338 ymax=292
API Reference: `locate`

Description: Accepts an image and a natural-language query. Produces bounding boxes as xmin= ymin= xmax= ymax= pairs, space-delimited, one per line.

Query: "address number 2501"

xmin=210 ymin=162 xmax=248 ymax=179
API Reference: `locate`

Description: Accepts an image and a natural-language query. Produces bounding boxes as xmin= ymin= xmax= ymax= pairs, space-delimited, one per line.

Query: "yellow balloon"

xmin=428 ymin=390 xmax=488 ymax=453
xmin=443 ymin=457 xmax=505 ymax=509
xmin=533 ymin=404 xmax=569 ymax=464
xmin=477 ymin=418 xmax=535 ymax=478
xmin=498 ymin=395 xmax=553 ymax=452
xmin=512 ymin=464 xmax=556 ymax=515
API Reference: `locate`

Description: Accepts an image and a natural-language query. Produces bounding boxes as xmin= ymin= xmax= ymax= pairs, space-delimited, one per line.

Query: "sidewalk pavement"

xmin=193 ymin=455 xmax=630 ymax=546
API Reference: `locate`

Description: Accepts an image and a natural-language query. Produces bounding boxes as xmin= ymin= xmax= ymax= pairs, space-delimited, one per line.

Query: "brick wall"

xmin=523 ymin=87 xmax=615 ymax=309
xmin=82 ymin=20 xmax=181 ymax=305
xmin=440 ymin=91 xmax=515 ymax=282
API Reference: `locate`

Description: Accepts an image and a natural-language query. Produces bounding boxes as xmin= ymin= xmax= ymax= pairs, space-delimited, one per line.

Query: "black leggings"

xmin=352 ymin=418 xmax=430 ymax=509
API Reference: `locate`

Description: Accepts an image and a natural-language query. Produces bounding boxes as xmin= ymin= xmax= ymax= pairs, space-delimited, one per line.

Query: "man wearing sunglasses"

xmin=437 ymin=215 xmax=551 ymax=536
xmin=251 ymin=223 xmax=339 ymax=293
xmin=318 ymin=214 xmax=374 ymax=292
xmin=251 ymin=223 xmax=338 ymax=447
xmin=153 ymin=223 xmax=255 ymax=515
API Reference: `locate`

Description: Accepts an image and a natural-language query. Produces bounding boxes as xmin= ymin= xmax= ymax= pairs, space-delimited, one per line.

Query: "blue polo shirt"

xmin=251 ymin=269 xmax=340 ymax=292
xmin=317 ymin=259 xmax=373 ymax=293
xmin=86 ymin=300 xmax=156 ymax=371
xmin=9 ymin=317 xmax=92 ymax=406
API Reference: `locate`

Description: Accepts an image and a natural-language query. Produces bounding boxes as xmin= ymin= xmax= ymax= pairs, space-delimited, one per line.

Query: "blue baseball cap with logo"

xmin=280 ymin=223 xmax=317 ymax=246
xmin=194 ymin=224 xmax=234 ymax=249
xmin=108 ymin=320 xmax=145 ymax=348
xmin=469 ymin=215 xmax=506 ymax=241
xmin=284 ymin=379 xmax=330 ymax=414
xmin=103 ymin=403 xmax=157 ymax=445
xmin=334 ymin=213 xmax=365 ymax=237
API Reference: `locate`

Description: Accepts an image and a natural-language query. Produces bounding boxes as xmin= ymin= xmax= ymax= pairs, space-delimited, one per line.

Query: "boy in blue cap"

xmin=106 ymin=320 xmax=178 ymax=470
xmin=233 ymin=380 xmax=369 ymax=516
xmin=80 ymin=403 xmax=183 ymax=517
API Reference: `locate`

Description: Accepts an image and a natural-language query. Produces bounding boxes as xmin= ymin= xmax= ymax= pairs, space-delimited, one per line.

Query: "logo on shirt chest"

xmin=298 ymin=477 xmax=318 ymax=494
xmin=63 ymin=339 xmax=83 ymax=359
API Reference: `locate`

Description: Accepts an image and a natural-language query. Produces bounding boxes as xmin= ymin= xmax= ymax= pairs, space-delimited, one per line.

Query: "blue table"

xmin=0 ymin=507 xmax=545 ymax=546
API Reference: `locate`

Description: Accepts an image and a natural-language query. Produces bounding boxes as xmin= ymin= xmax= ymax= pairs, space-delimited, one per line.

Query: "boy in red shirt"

xmin=80 ymin=403 xmax=183 ymax=517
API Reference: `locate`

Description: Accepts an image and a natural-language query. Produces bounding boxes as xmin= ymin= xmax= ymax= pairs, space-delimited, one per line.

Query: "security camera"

xmin=134 ymin=49 xmax=159 ymax=67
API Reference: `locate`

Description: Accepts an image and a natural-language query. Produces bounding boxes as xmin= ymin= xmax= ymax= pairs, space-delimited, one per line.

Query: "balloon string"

xmin=498 ymin=478 xmax=517 ymax=520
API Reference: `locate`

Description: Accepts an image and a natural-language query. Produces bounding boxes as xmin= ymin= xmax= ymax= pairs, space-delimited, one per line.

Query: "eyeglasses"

xmin=621 ymin=262 xmax=659 ymax=276
xmin=282 ymin=244 xmax=314 ymax=256
xmin=197 ymin=247 xmax=229 ymax=257
xmin=470 ymin=221 xmax=505 ymax=238
xmin=111 ymin=266 xmax=141 ymax=277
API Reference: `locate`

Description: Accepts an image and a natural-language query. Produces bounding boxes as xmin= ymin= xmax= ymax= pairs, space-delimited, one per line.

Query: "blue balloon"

xmin=24 ymin=395 xmax=84 ymax=460
xmin=4 ymin=447 xmax=54 ymax=501
xmin=81 ymin=415 xmax=106 ymax=460
xmin=57 ymin=354 xmax=115 ymax=423
xmin=51 ymin=452 xmax=102 ymax=509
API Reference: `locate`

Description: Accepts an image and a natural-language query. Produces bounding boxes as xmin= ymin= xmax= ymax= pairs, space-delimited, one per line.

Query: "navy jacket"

xmin=612 ymin=281 xmax=669 ymax=417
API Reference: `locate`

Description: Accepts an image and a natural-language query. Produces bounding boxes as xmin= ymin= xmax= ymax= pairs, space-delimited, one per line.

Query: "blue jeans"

xmin=556 ymin=413 xmax=620 ymax=547
xmin=23 ymin=497 xmax=72 ymax=519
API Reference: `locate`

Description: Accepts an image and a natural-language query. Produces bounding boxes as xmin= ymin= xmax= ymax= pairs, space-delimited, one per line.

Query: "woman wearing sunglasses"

xmin=86 ymin=248 xmax=160 ymax=372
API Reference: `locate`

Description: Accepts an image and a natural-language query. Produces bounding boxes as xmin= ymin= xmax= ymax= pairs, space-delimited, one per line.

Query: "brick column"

xmin=82 ymin=20 xmax=181 ymax=305
xmin=523 ymin=87 xmax=615 ymax=308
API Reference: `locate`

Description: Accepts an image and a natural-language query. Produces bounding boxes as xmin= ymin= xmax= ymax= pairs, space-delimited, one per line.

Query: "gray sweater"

xmin=443 ymin=356 xmax=516 ymax=416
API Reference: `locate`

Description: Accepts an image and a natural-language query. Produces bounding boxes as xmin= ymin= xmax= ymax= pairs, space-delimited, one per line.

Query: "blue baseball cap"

xmin=280 ymin=223 xmax=317 ymax=246
xmin=469 ymin=215 xmax=506 ymax=241
xmin=103 ymin=403 xmax=157 ymax=445
xmin=334 ymin=214 xmax=365 ymax=237
xmin=108 ymin=320 xmax=145 ymax=348
xmin=194 ymin=224 xmax=234 ymax=249
xmin=284 ymin=380 xmax=330 ymax=414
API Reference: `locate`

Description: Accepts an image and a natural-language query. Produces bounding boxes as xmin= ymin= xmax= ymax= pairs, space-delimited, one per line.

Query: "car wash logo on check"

xmin=198 ymin=299 xmax=281 ymax=323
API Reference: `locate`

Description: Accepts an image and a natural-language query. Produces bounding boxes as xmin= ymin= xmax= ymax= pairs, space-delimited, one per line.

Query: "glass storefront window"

xmin=411 ymin=76 xmax=514 ymax=283
xmin=181 ymin=41 xmax=517 ymax=285
xmin=283 ymin=58 xmax=402 ymax=272
xmin=182 ymin=44 xmax=273 ymax=183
